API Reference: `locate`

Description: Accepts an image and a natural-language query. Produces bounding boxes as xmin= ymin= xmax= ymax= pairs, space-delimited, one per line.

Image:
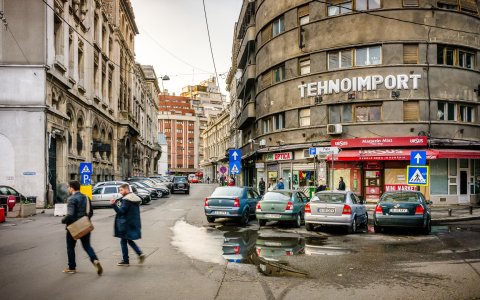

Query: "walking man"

xmin=61 ymin=180 xmax=103 ymax=275
xmin=110 ymin=183 xmax=145 ymax=266
xmin=258 ymin=178 xmax=266 ymax=196
xmin=338 ymin=177 xmax=346 ymax=191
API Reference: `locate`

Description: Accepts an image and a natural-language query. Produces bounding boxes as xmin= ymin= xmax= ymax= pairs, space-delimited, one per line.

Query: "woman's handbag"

xmin=67 ymin=196 xmax=94 ymax=240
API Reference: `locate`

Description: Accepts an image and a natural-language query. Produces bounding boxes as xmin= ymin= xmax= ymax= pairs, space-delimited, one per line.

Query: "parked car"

xmin=93 ymin=181 xmax=127 ymax=189
xmin=191 ymin=177 xmax=199 ymax=184
xmin=222 ymin=230 xmax=258 ymax=263
xmin=204 ymin=186 xmax=260 ymax=225
xmin=92 ymin=185 xmax=122 ymax=207
xmin=374 ymin=191 xmax=431 ymax=234
xmin=255 ymin=236 xmax=305 ymax=261
xmin=129 ymin=180 xmax=168 ymax=197
xmin=172 ymin=176 xmax=190 ymax=194
xmin=150 ymin=176 xmax=173 ymax=189
xmin=256 ymin=190 xmax=309 ymax=228
xmin=128 ymin=181 xmax=160 ymax=199
xmin=188 ymin=174 xmax=196 ymax=183
xmin=305 ymin=191 xmax=368 ymax=233
xmin=131 ymin=186 xmax=151 ymax=205
xmin=0 ymin=185 xmax=24 ymax=216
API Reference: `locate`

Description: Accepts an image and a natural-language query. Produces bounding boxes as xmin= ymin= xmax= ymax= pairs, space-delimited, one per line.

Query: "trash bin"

xmin=0 ymin=207 xmax=5 ymax=223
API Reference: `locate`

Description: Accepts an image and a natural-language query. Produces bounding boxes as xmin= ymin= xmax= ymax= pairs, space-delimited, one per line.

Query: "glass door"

xmin=458 ymin=159 xmax=470 ymax=203
xmin=364 ymin=170 xmax=382 ymax=203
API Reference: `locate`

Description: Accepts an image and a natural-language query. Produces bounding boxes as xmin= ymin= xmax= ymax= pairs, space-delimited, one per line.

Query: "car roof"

xmin=316 ymin=191 xmax=350 ymax=194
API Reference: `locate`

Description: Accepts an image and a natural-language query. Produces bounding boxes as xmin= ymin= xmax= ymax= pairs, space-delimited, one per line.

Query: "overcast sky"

xmin=131 ymin=0 xmax=243 ymax=96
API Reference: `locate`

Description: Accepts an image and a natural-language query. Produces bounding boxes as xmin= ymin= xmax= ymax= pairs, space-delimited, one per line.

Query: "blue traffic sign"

xmin=410 ymin=151 xmax=426 ymax=166
xmin=407 ymin=166 xmax=429 ymax=186
xmin=309 ymin=148 xmax=317 ymax=156
xmin=229 ymin=149 xmax=242 ymax=175
xmin=80 ymin=162 xmax=93 ymax=174
xmin=80 ymin=173 xmax=91 ymax=185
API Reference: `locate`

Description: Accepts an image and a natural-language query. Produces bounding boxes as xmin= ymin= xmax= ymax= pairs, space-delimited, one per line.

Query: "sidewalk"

xmin=365 ymin=204 xmax=480 ymax=224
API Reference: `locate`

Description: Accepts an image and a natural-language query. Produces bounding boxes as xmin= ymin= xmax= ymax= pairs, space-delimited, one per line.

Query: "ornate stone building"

xmin=0 ymin=0 xmax=160 ymax=207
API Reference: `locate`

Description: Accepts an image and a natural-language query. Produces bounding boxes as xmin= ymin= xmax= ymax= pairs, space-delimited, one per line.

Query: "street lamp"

xmin=158 ymin=75 xmax=170 ymax=95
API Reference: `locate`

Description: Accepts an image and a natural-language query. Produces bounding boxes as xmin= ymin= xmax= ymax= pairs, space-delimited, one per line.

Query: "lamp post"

xmin=158 ymin=75 xmax=170 ymax=95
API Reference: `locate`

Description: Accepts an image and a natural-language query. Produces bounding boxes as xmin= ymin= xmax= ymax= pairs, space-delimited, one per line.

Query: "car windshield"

xmin=263 ymin=191 xmax=292 ymax=201
xmin=313 ymin=193 xmax=346 ymax=203
xmin=174 ymin=177 xmax=187 ymax=183
xmin=381 ymin=193 xmax=419 ymax=203
xmin=211 ymin=187 xmax=244 ymax=197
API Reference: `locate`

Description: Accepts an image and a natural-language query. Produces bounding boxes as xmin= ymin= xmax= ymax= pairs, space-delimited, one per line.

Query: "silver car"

xmin=305 ymin=191 xmax=368 ymax=233
xmin=92 ymin=185 xmax=122 ymax=207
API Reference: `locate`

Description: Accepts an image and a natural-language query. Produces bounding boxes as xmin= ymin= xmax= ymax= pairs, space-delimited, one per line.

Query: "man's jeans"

xmin=121 ymin=239 xmax=142 ymax=263
xmin=66 ymin=231 xmax=98 ymax=269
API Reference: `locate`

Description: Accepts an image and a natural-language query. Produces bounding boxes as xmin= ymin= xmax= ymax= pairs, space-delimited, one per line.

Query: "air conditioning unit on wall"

xmin=327 ymin=124 xmax=343 ymax=135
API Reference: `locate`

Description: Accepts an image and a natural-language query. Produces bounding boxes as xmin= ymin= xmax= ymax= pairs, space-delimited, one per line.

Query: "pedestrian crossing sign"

xmin=407 ymin=166 xmax=429 ymax=186
xmin=79 ymin=162 xmax=93 ymax=175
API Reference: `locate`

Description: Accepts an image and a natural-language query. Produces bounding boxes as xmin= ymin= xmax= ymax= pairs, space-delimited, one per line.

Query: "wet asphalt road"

xmin=1 ymin=184 xmax=480 ymax=300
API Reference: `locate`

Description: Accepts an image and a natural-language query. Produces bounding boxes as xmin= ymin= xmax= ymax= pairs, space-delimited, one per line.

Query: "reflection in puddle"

xmin=255 ymin=236 xmax=305 ymax=262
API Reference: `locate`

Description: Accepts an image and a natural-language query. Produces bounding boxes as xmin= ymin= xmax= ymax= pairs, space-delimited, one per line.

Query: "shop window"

xmin=355 ymin=45 xmax=382 ymax=66
xmin=272 ymin=16 xmax=285 ymax=37
xmin=356 ymin=0 xmax=381 ymax=10
xmin=273 ymin=64 xmax=286 ymax=83
xmin=459 ymin=105 xmax=474 ymax=123
xmin=329 ymin=105 xmax=352 ymax=123
xmin=299 ymin=108 xmax=311 ymax=127
xmin=355 ymin=105 xmax=381 ymax=122
xmin=298 ymin=4 xmax=310 ymax=25
xmin=299 ymin=57 xmax=311 ymax=75
xmin=403 ymin=101 xmax=419 ymax=121
xmin=327 ymin=1 xmax=352 ymax=16
xmin=437 ymin=101 xmax=456 ymax=121
xmin=403 ymin=44 xmax=418 ymax=64
xmin=263 ymin=119 xmax=270 ymax=134
xmin=274 ymin=113 xmax=285 ymax=131
xmin=403 ymin=0 xmax=419 ymax=6
xmin=328 ymin=49 xmax=353 ymax=70
xmin=431 ymin=159 xmax=448 ymax=195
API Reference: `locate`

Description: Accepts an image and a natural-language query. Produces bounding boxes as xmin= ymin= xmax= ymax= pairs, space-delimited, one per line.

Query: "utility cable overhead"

xmin=202 ymin=0 xmax=222 ymax=95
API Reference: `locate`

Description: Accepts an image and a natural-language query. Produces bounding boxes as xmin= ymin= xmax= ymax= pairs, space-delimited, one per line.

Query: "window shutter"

xmin=298 ymin=4 xmax=309 ymax=18
xmin=403 ymin=101 xmax=419 ymax=121
xmin=403 ymin=44 xmax=418 ymax=64
xmin=437 ymin=0 xmax=459 ymax=6
xmin=261 ymin=23 xmax=273 ymax=44
xmin=459 ymin=0 xmax=479 ymax=13
xmin=261 ymin=70 xmax=272 ymax=89
xmin=403 ymin=0 xmax=419 ymax=6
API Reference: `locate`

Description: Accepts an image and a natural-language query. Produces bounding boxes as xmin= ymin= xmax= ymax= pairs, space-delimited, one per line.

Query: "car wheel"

xmin=305 ymin=223 xmax=314 ymax=231
xmin=423 ymin=218 xmax=431 ymax=235
xmin=348 ymin=217 xmax=357 ymax=234
xmin=206 ymin=216 xmax=215 ymax=223
xmin=240 ymin=209 xmax=249 ymax=226
xmin=186 ymin=190 xmax=190 ymax=195
xmin=258 ymin=219 xmax=267 ymax=227
xmin=374 ymin=224 xmax=382 ymax=233
xmin=293 ymin=213 xmax=302 ymax=228
xmin=364 ymin=213 xmax=369 ymax=228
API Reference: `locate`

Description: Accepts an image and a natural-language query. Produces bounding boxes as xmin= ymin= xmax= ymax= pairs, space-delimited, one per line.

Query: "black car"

xmin=0 ymin=186 xmax=25 ymax=216
xmin=172 ymin=176 xmax=190 ymax=194
xmin=131 ymin=186 xmax=152 ymax=205
xmin=128 ymin=181 xmax=162 ymax=199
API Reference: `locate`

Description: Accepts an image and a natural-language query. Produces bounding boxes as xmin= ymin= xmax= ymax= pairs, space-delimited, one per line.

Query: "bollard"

xmin=470 ymin=206 xmax=473 ymax=215
xmin=448 ymin=209 xmax=452 ymax=217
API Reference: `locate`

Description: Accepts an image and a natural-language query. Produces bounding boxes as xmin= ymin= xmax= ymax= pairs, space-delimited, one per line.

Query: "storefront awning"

xmin=327 ymin=149 xmax=480 ymax=161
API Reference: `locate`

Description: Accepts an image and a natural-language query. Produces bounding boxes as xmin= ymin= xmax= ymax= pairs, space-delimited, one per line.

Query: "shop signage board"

xmin=266 ymin=152 xmax=293 ymax=161
xmin=229 ymin=149 xmax=242 ymax=175
xmin=407 ymin=166 xmax=429 ymax=186
xmin=385 ymin=185 xmax=417 ymax=192
xmin=331 ymin=136 xmax=427 ymax=149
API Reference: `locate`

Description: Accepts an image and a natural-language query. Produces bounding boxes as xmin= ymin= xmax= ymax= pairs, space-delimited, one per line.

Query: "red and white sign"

xmin=331 ymin=136 xmax=427 ymax=149
xmin=268 ymin=152 xmax=293 ymax=161
xmin=328 ymin=149 xmax=437 ymax=161
xmin=384 ymin=185 xmax=418 ymax=192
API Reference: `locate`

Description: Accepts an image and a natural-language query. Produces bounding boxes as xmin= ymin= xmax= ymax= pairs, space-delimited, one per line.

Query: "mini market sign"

xmin=265 ymin=152 xmax=293 ymax=161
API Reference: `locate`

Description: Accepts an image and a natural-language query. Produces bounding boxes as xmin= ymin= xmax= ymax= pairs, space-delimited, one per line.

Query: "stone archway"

xmin=0 ymin=133 xmax=15 ymax=186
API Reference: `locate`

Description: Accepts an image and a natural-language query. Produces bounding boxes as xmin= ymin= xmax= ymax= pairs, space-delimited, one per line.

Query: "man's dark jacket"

xmin=112 ymin=193 xmax=142 ymax=240
xmin=259 ymin=180 xmax=266 ymax=192
xmin=61 ymin=192 xmax=93 ymax=226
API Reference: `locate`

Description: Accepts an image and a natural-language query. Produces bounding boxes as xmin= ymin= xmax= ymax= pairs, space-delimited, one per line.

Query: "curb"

xmin=432 ymin=215 xmax=480 ymax=225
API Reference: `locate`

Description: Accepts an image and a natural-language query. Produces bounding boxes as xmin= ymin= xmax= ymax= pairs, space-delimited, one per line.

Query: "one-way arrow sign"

xmin=410 ymin=151 xmax=426 ymax=166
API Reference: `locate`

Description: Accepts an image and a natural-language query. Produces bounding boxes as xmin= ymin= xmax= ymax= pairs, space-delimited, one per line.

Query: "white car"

xmin=92 ymin=185 xmax=123 ymax=207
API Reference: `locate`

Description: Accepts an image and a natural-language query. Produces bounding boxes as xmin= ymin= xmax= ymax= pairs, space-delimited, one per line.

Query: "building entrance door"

xmin=364 ymin=169 xmax=383 ymax=203
xmin=458 ymin=159 xmax=470 ymax=204
xmin=48 ymin=137 xmax=57 ymax=203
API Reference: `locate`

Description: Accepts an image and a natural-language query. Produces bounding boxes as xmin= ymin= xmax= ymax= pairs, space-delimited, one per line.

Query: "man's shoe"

xmin=63 ymin=268 xmax=76 ymax=274
xmin=93 ymin=260 xmax=103 ymax=275
xmin=138 ymin=254 xmax=146 ymax=264
xmin=117 ymin=261 xmax=130 ymax=267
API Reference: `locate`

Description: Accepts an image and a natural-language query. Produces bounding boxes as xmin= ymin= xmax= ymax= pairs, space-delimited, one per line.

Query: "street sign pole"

xmin=331 ymin=153 xmax=335 ymax=191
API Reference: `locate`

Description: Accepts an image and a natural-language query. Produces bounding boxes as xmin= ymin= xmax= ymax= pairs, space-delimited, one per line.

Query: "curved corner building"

xmin=231 ymin=0 xmax=480 ymax=204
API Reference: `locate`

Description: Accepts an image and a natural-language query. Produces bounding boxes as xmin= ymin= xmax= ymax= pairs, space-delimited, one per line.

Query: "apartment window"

xmin=298 ymin=4 xmax=310 ymax=25
xmin=274 ymin=113 xmax=285 ymax=131
xmin=299 ymin=108 xmax=311 ymax=126
xmin=403 ymin=44 xmax=418 ymax=64
xmin=459 ymin=50 xmax=476 ymax=69
xmin=272 ymin=16 xmax=285 ymax=37
xmin=108 ymin=66 xmax=113 ymax=102
xmin=68 ymin=30 xmax=74 ymax=76
xmin=403 ymin=101 xmax=419 ymax=121
xmin=273 ymin=64 xmax=286 ymax=83
xmin=327 ymin=1 xmax=352 ymax=16
xmin=94 ymin=57 xmax=99 ymax=93
xmin=78 ymin=42 xmax=84 ymax=84
xmin=459 ymin=0 xmax=479 ymax=14
xmin=356 ymin=0 xmax=381 ymax=10
xmin=102 ymin=26 xmax=107 ymax=50
xmin=437 ymin=45 xmax=455 ymax=66
xmin=438 ymin=45 xmax=476 ymax=69
xmin=109 ymin=38 xmax=113 ymax=59
xmin=403 ymin=0 xmax=419 ymax=6
xmin=299 ymin=57 xmax=311 ymax=75
xmin=437 ymin=101 xmax=456 ymax=121
xmin=355 ymin=45 xmax=382 ymax=66
xmin=437 ymin=0 xmax=458 ymax=10
xmin=263 ymin=119 xmax=270 ymax=134
xmin=459 ymin=105 xmax=474 ymax=122
xmin=328 ymin=49 xmax=353 ymax=69
xmin=329 ymin=105 xmax=353 ymax=123
xmin=94 ymin=14 xmax=99 ymax=42
xmin=261 ymin=23 xmax=273 ymax=44
xmin=355 ymin=105 xmax=381 ymax=122
xmin=54 ymin=14 xmax=63 ymax=59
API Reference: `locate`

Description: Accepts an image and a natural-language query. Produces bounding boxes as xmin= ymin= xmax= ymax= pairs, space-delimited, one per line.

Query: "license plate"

xmin=213 ymin=211 xmax=229 ymax=215
xmin=319 ymin=208 xmax=335 ymax=214
xmin=178 ymin=184 xmax=184 ymax=188
xmin=390 ymin=208 xmax=408 ymax=213
xmin=265 ymin=214 xmax=281 ymax=219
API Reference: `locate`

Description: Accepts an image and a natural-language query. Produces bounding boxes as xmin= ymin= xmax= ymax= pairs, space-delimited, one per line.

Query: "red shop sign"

xmin=384 ymin=185 xmax=418 ymax=192
xmin=331 ymin=136 xmax=427 ymax=149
